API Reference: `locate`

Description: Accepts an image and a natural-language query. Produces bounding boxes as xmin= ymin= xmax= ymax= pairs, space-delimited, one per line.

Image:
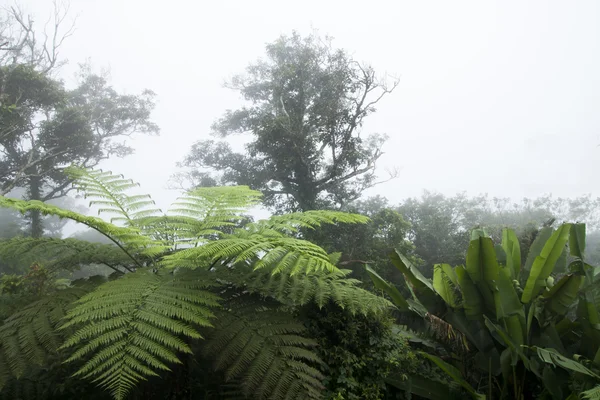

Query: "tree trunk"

xmin=28 ymin=173 xmax=44 ymax=238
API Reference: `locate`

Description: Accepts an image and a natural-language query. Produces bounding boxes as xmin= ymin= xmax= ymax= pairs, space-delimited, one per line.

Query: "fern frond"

xmin=0 ymin=197 xmax=168 ymax=265
xmin=167 ymin=210 xmax=368 ymax=272
xmin=203 ymin=298 xmax=325 ymax=400
xmin=0 ymin=295 xmax=36 ymax=323
xmin=59 ymin=269 xmax=221 ymax=400
xmin=165 ymin=186 xmax=261 ymax=243
xmin=0 ymin=237 xmax=134 ymax=273
xmin=163 ymin=232 xmax=338 ymax=274
xmin=216 ymin=266 xmax=393 ymax=316
xmin=0 ymin=285 xmax=96 ymax=389
xmin=582 ymin=385 xmax=600 ymax=399
xmin=66 ymin=166 xmax=162 ymax=224
xmin=258 ymin=210 xmax=370 ymax=235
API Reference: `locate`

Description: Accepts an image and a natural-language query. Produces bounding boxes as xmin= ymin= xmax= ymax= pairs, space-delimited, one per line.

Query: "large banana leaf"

xmin=456 ymin=265 xmax=483 ymax=320
xmin=543 ymin=273 xmax=584 ymax=317
xmin=523 ymin=227 xmax=554 ymax=272
xmin=390 ymin=249 xmax=434 ymax=293
xmin=570 ymin=223 xmax=586 ymax=260
xmin=366 ymin=265 xmax=410 ymax=311
xmin=502 ymin=228 xmax=522 ymax=279
xmin=533 ymin=346 xmax=600 ymax=379
xmin=522 ymin=224 xmax=571 ymax=303
xmin=390 ymin=249 xmax=438 ymax=311
xmin=577 ymin=291 xmax=600 ymax=362
xmin=466 ymin=236 xmax=498 ymax=314
xmin=493 ymin=267 xmax=524 ymax=320
xmin=484 ymin=316 xmax=529 ymax=368
xmin=433 ymin=264 xmax=459 ymax=308
xmin=446 ymin=310 xmax=501 ymax=374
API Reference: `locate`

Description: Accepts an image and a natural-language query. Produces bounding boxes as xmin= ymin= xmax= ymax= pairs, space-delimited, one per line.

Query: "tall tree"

xmin=0 ymin=4 xmax=159 ymax=237
xmin=174 ymin=31 xmax=398 ymax=213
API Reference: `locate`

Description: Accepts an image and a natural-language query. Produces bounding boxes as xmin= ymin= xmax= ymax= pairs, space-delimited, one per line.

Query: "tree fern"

xmin=0 ymin=284 xmax=96 ymax=390
xmin=58 ymin=268 xmax=220 ymax=400
xmin=0 ymin=166 xmax=381 ymax=399
xmin=66 ymin=166 xmax=162 ymax=225
xmin=171 ymin=235 xmax=337 ymax=274
xmin=162 ymin=211 xmax=369 ymax=274
xmin=582 ymin=385 xmax=600 ymax=399
xmin=168 ymin=186 xmax=261 ymax=231
xmin=0 ymin=237 xmax=134 ymax=273
xmin=257 ymin=210 xmax=370 ymax=236
xmin=202 ymin=296 xmax=325 ymax=400
xmin=0 ymin=197 xmax=166 ymax=264
xmin=216 ymin=266 xmax=393 ymax=316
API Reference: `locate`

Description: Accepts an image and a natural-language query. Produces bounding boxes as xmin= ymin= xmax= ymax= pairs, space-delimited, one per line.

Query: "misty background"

xmin=2 ymin=0 xmax=600 ymax=251
xmin=9 ymin=0 xmax=600 ymax=212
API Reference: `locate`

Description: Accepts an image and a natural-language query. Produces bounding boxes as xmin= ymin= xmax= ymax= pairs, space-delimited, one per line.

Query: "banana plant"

xmin=370 ymin=223 xmax=600 ymax=399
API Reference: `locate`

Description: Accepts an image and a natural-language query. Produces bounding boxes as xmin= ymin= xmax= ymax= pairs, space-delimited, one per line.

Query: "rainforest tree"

xmin=0 ymin=5 xmax=159 ymax=237
xmin=174 ymin=31 xmax=399 ymax=213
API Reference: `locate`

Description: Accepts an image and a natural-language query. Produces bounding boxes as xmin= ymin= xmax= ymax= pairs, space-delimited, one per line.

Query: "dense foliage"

xmin=369 ymin=223 xmax=600 ymax=399
xmin=1 ymin=6 xmax=600 ymax=399
xmin=0 ymin=166 xmax=402 ymax=400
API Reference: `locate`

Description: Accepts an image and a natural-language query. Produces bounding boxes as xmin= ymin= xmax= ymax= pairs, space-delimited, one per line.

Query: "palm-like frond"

xmin=0 ymin=237 xmax=133 ymax=273
xmin=66 ymin=166 xmax=162 ymax=224
xmin=258 ymin=210 xmax=370 ymax=236
xmin=162 ymin=210 xmax=368 ymax=273
xmin=216 ymin=266 xmax=393 ymax=316
xmin=582 ymin=385 xmax=600 ymax=399
xmin=167 ymin=234 xmax=338 ymax=274
xmin=203 ymin=297 xmax=325 ymax=400
xmin=231 ymin=211 xmax=369 ymax=274
xmin=163 ymin=186 xmax=261 ymax=243
xmin=0 ymin=285 xmax=95 ymax=390
xmin=0 ymin=197 xmax=167 ymax=265
xmin=59 ymin=269 xmax=221 ymax=400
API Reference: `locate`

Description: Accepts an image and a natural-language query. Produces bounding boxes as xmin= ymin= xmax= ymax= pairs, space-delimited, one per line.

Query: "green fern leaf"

xmin=260 ymin=210 xmax=370 ymax=235
xmin=582 ymin=385 xmax=600 ymax=399
xmin=0 ymin=285 xmax=95 ymax=390
xmin=0 ymin=197 xmax=168 ymax=266
xmin=164 ymin=232 xmax=339 ymax=275
xmin=216 ymin=266 xmax=393 ymax=316
xmin=203 ymin=298 xmax=325 ymax=400
xmin=0 ymin=237 xmax=134 ymax=273
xmin=59 ymin=269 xmax=220 ymax=400
xmin=166 ymin=186 xmax=261 ymax=244
xmin=65 ymin=166 xmax=162 ymax=224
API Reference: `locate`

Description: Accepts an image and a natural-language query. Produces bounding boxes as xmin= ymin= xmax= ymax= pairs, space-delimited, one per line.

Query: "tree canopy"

xmin=174 ymin=31 xmax=399 ymax=213
xmin=0 ymin=5 xmax=159 ymax=237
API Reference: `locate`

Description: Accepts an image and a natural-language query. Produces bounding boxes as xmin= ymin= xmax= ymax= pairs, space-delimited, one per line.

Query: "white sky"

xmin=16 ymin=0 xmax=600 ymax=213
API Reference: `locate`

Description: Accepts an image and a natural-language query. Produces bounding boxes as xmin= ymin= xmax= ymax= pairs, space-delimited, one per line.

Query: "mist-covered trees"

xmin=174 ymin=31 xmax=398 ymax=212
xmin=397 ymin=192 xmax=600 ymax=276
xmin=0 ymin=5 xmax=158 ymax=237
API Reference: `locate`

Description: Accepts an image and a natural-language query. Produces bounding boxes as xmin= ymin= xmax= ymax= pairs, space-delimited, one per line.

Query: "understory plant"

xmin=0 ymin=166 xmax=395 ymax=400
xmin=369 ymin=223 xmax=600 ymax=399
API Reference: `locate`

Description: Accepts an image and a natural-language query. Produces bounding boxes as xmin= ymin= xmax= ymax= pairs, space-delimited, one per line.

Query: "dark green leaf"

xmin=522 ymin=224 xmax=571 ymax=303
xmin=569 ymin=223 xmax=586 ymax=260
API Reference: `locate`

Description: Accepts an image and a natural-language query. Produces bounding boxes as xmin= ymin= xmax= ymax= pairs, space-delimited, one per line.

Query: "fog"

xmin=7 ymin=0 xmax=597 ymax=218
